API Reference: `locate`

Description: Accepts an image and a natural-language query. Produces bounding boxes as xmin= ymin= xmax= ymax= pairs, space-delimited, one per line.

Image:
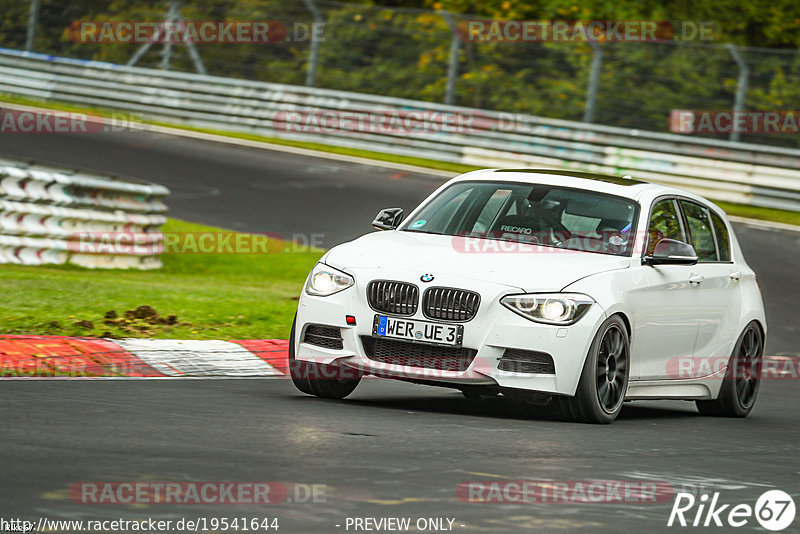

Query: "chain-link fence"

xmin=3 ymin=0 xmax=800 ymax=147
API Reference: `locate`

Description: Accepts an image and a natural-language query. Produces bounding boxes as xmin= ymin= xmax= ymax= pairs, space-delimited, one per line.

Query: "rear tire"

xmin=288 ymin=316 xmax=362 ymax=399
xmin=554 ymin=315 xmax=630 ymax=424
xmin=696 ymin=322 xmax=763 ymax=418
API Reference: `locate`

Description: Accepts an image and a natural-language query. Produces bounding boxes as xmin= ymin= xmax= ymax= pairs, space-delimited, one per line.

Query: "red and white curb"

xmin=0 ymin=335 xmax=289 ymax=378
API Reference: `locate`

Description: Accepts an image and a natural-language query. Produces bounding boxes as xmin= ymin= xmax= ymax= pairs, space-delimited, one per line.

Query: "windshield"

xmin=401 ymin=181 xmax=639 ymax=257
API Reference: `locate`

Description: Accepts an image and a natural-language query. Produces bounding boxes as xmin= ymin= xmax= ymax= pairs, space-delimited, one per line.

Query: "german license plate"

xmin=373 ymin=315 xmax=463 ymax=347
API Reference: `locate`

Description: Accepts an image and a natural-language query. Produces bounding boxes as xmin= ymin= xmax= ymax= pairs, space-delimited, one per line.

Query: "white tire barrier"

xmin=0 ymin=159 xmax=168 ymax=269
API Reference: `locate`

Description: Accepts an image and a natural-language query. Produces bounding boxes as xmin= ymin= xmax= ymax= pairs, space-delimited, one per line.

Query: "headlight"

xmin=305 ymin=263 xmax=355 ymax=297
xmin=501 ymin=293 xmax=594 ymax=325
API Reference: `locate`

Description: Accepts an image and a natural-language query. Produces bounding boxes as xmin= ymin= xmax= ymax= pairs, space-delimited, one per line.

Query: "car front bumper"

xmin=294 ymin=269 xmax=607 ymax=396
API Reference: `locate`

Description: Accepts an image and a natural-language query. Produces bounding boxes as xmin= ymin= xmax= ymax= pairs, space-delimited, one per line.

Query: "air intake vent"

xmin=303 ymin=324 xmax=343 ymax=350
xmin=422 ymin=287 xmax=480 ymax=322
xmin=361 ymin=336 xmax=477 ymax=372
xmin=367 ymin=280 xmax=419 ymax=316
xmin=498 ymin=349 xmax=555 ymax=374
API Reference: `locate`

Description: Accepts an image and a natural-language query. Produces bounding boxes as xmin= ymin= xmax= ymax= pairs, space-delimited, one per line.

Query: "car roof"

xmin=450 ymin=168 xmax=712 ymax=208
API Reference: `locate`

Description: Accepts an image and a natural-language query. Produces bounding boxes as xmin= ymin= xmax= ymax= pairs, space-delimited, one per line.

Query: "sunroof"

xmin=494 ymin=169 xmax=646 ymax=186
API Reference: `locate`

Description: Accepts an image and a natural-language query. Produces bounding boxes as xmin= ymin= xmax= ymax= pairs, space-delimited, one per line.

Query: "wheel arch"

xmin=736 ymin=314 xmax=767 ymax=350
xmin=752 ymin=318 xmax=766 ymax=340
xmin=610 ymin=311 xmax=632 ymax=339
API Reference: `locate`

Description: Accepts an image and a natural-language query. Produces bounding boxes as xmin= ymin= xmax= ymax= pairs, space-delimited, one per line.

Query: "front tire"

xmin=289 ymin=317 xmax=361 ymax=399
xmin=696 ymin=322 xmax=763 ymax=418
xmin=554 ymin=315 xmax=630 ymax=424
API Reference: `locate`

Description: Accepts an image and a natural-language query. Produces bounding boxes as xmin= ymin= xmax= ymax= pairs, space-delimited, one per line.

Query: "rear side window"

xmin=709 ymin=210 xmax=732 ymax=261
xmin=646 ymin=199 xmax=685 ymax=255
xmin=680 ymin=200 xmax=718 ymax=262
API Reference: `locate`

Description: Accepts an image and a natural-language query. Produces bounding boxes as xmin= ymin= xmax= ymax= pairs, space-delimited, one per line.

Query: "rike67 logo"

xmin=668 ymin=490 xmax=796 ymax=531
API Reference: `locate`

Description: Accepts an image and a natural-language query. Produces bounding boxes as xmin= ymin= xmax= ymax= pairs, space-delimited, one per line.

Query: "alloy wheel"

xmin=596 ymin=325 xmax=628 ymax=413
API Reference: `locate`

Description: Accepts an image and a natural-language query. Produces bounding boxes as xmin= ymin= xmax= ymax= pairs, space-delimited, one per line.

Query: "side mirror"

xmin=644 ymin=238 xmax=698 ymax=266
xmin=372 ymin=208 xmax=404 ymax=231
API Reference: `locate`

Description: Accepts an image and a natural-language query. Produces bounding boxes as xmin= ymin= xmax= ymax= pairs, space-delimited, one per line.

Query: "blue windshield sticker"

xmin=410 ymin=219 xmax=427 ymax=229
xmin=621 ymin=222 xmax=632 ymax=233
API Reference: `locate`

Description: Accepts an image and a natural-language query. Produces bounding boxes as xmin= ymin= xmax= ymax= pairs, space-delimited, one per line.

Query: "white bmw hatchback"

xmin=290 ymin=169 xmax=767 ymax=423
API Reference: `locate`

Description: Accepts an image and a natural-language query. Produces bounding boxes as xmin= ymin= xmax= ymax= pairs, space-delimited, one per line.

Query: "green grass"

xmin=713 ymin=201 xmax=800 ymax=226
xmin=2 ymin=94 xmax=799 ymax=228
xmin=1 ymin=219 xmax=322 ymax=340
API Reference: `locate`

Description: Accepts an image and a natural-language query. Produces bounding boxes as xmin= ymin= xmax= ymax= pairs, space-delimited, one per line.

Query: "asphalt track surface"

xmin=2 ymin=128 xmax=799 ymax=533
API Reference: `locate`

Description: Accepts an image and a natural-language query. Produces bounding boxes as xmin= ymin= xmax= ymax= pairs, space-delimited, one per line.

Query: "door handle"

xmin=730 ymin=271 xmax=742 ymax=281
xmin=689 ymin=273 xmax=705 ymax=284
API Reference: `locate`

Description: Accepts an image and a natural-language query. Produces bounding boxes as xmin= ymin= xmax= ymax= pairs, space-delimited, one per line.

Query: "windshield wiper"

xmin=402 ymin=229 xmax=446 ymax=235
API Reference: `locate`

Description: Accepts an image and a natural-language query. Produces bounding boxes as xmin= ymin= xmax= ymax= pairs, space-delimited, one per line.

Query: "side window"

xmin=646 ymin=199 xmax=685 ymax=255
xmin=680 ymin=200 xmax=718 ymax=262
xmin=709 ymin=210 xmax=732 ymax=261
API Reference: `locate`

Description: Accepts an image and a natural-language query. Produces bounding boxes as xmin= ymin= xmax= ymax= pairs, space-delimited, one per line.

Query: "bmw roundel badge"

xmin=420 ymin=274 xmax=434 ymax=283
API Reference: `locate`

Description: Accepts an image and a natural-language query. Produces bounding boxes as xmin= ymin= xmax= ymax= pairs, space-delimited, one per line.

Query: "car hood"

xmin=324 ymin=231 xmax=630 ymax=292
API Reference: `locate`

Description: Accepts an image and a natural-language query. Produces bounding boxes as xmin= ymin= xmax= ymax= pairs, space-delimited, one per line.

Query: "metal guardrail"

xmin=0 ymin=157 xmax=169 ymax=269
xmin=1 ymin=47 xmax=799 ymax=212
